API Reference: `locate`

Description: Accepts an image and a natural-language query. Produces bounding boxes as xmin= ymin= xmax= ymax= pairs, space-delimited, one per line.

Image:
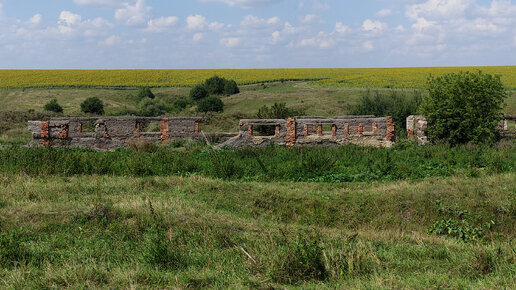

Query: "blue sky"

xmin=0 ymin=0 xmax=515 ymax=68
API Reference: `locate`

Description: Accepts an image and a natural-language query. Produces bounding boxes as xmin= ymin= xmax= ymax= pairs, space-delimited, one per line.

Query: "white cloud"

xmin=406 ymin=0 xmax=473 ymax=20
xmin=114 ymin=0 xmax=150 ymax=25
xmin=58 ymin=11 xmax=82 ymax=33
xmin=241 ymin=15 xmax=280 ymax=26
xmin=74 ymin=0 xmax=125 ymax=6
xmin=145 ymin=16 xmax=179 ymax=32
xmin=98 ymin=35 xmax=121 ymax=46
xmin=193 ymin=33 xmax=204 ymax=41
xmin=363 ymin=41 xmax=374 ymax=51
xmin=271 ymin=31 xmax=281 ymax=44
xmin=208 ymin=21 xmax=227 ymax=31
xmin=412 ymin=17 xmax=436 ymax=33
xmin=220 ymin=37 xmax=240 ymax=47
xmin=186 ymin=15 xmax=207 ymax=30
xmin=28 ymin=14 xmax=42 ymax=25
xmin=200 ymin=0 xmax=281 ymax=8
xmin=362 ymin=19 xmax=386 ymax=32
xmin=375 ymin=9 xmax=393 ymax=18
xmin=335 ymin=22 xmax=350 ymax=33
xmin=300 ymin=14 xmax=317 ymax=24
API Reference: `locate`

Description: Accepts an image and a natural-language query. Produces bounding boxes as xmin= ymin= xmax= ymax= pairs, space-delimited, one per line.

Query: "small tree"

xmin=138 ymin=98 xmax=167 ymax=117
xmin=189 ymin=84 xmax=209 ymax=100
xmin=44 ymin=99 xmax=63 ymax=113
xmin=204 ymin=75 xmax=226 ymax=95
xmin=197 ymin=96 xmax=224 ymax=112
xmin=421 ymin=71 xmax=507 ymax=145
xmin=81 ymin=97 xmax=104 ymax=115
xmin=224 ymin=79 xmax=240 ymax=95
xmin=137 ymin=87 xmax=155 ymax=100
xmin=256 ymin=103 xmax=304 ymax=135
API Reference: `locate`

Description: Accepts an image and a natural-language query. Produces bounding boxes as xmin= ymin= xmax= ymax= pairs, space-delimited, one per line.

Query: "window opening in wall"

xmin=80 ymin=121 xmax=96 ymax=133
xmin=140 ymin=121 xmax=161 ymax=132
xmin=254 ymin=125 xmax=277 ymax=136
xmin=508 ymin=120 xmax=516 ymax=130
xmin=321 ymin=124 xmax=333 ymax=136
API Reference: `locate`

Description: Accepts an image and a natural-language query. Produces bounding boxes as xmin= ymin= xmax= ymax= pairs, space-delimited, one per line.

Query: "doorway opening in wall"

xmin=254 ymin=125 xmax=277 ymax=136
xmin=140 ymin=121 xmax=161 ymax=133
xmin=80 ymin=121 xmax=95 ymax=133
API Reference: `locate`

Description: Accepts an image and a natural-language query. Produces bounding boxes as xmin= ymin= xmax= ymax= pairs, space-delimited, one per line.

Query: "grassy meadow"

xmin=0 ymin=68 xmax=515 ymax=288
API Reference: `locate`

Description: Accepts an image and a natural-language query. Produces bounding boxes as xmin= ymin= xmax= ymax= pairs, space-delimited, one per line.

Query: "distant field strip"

xmin=0 ymin=66 xmax=515 ymax=88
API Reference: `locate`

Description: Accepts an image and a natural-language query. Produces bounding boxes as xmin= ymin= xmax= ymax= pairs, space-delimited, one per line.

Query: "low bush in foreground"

xmin=0 ymin=142 xmax=513 ymax=181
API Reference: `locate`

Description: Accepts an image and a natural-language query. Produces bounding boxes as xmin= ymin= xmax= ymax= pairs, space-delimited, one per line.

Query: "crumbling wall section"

xmin=219 ymin=116 xmax=395 ymax=149
xmin=28 ymin=117 xmax=201 ymax=151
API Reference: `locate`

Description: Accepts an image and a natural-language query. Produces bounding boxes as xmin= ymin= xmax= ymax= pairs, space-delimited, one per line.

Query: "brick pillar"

xmin=275 ymin=125 xmax=280 ymax=137
xmin=372 ymin=123 xmax=378 ymax=136
xmin=160 ymin=118 xmax=170 ymax=142
xmin=383 ymin=116 xmax=395 ymax=142
xmin=304 ymin=124 xmax=308 ymax=136
xmin=58 ymin=125 xmax=69 ymax=139
xmin=331 ymin=124 xmax=337 ymax=137
xmin=248 ymin=125 xmax=253 ymax=137
xmin=317 ymin=124 xmax=323 ymax=136
xmin=285 ymin=118 xmax=297 ymax=148
xmin=77 ymin=122 xmax=82 ymax=133
xmin=194 ymin=122 xmax=200 ymax=133
xmin=41 ymin=121 xmax=50 ymax=146
xmin=358 ymin=123 xmax=364 ymax=136
xmin=344 ymin=123 xmax=349 ymax=137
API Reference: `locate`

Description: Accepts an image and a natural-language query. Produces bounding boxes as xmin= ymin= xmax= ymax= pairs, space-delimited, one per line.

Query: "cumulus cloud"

xmin=98 ymin=35 xmax=121 ymax=46
xmin=300 ymin=14 xmax=317 ymax=24
xmin=58 ymin=11 xmax=82 ymax=33
xmin=335 ymin=22 xmax=350 ymax=33
xmin=220 ymin=37 xmax=240 ymax=47
xmin=406 ymin=0 xmax=473 ymax=20
xmin=145 ymin=16 xmax=179 ymax=32
xmin=28 ymin=14 xmax=42 ymax=25
xmin=193 ymin=33 xmax=204 ymax=41
xmin=375 ymin=9 xmax=393 ymax=18
xmin=74 ymin=0 xmax=125 ymax=6
xmin=362 ymin=19 xmax=386 ymax=32
xmin=241 ymin=15 xmax=280 ymax=26
xmin=114 ymin=0 xmax=150 ymax=25
xmin=200 ymin=0 xmax=282 ymax=8
xmin=187 ymin=14 xmax=207 ymax=30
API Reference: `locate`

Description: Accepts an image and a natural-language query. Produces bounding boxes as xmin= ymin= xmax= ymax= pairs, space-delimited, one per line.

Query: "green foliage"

xmin=350 ymin=89 xmax=422 ymax=134
xmin=429 ymin=200 xmax=493 ymax=242
xmin=0 ymin=230 xmax=34 ymax=268
xmin=189 ymin=84 xmax=209 ymax=100
xmin=197 ymin=96 xmax=224 ymax=113
xmin=137 ymin=87 xmax=155 ymax=100
xmin=256 ymin=102 xmax=304 ymax=135
xmin=43 ymin=99 xmax=63 ymax=113
xmin=172 ymin=97 xmax=189 ymax=111
xmin=270 ymin=235 xmax=328 ymax=284
xmin=421 ymin=71 xmax=508 ymax=145
xmin=138 ymin=98 xmax=167 ymax=117
xmin=80 ymin=97 xmax=104 ymax=115
xmin=223 ymin=79 xmax=240 ymax=95
xmin=204 ymin=75 xmax=240 ymax=96
xmin=204 ymin=75 xmax=226 ymax=95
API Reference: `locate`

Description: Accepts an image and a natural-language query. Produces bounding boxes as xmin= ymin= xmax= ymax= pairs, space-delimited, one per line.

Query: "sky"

xmin=0 ymin=0 xmax=515 ymax=69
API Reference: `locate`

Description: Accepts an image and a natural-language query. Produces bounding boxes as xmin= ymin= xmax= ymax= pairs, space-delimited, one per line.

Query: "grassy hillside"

xmin=1 ymin=66 xmax=515 ymax=88
xmin=0 ymin=172 xmax=514 ymax=288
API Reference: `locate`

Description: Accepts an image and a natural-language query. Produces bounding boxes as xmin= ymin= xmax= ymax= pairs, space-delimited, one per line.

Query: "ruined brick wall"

xmin=28 ymin=117 xmax=201 ymax=151
xmin=219 ymin=116 xmax=395 ymax=148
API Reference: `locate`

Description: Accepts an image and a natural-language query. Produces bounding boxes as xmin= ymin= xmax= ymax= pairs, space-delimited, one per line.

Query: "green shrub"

xmin=197 ymin=96 xmax=224 ymax=113
xmin=80 ymin=97 xmax=104 ymax=115
xmin=256 ymin=102 xmax=304 ymax=135
xmin=421 ymin=71 xmax=508 ymax=145
xmin=137 ymin=87 xmax=155 ymax=100
xmin=172 ymin=97 xmax=189 ymax=111
xmin=223 ymin=79 xmax=239 ymax=95
xmin=43 ymin=99 xmax=63 ymax=113
xmin=350 ymin=89 xmax=422 ymax=135
xmin=189 ymin=84 xmax=209 ymax=100
xmin=204 ymin=75 xmax=226 ymax=95
xmin=138 ymin=98 xmax=167 ymax=117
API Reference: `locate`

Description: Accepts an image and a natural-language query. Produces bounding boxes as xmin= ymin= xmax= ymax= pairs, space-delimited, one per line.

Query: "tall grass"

xmin=0 ymin=142 xmax=514 ymax=182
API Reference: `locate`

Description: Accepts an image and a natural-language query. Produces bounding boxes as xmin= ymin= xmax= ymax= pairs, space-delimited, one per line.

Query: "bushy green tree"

xmin=80 ymin=97 xmax=104 ymax=115
xmin=421 ymin=71 xmax=507 ymax=145
xmin=256 ymin=103 xmax=304 ymax=135
xmin=204 ymin=75 xmax=226 ymax=95
xmin=223 ymin=79 xmax=240 ymax=95
xmin=138 ymin=98 xmax=167 ymax=117
xmin=137 ymin=87 xmax=155 ymax=100
xmin=189 ymin=84 xmax=209 ymax=100
xmin=44 ymin=99 xmax=63 ymax=113
xmin=172 ymin=97 xmax=189 ymax=112
xmin=197 ymin=96 xmax=224 ymax=112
